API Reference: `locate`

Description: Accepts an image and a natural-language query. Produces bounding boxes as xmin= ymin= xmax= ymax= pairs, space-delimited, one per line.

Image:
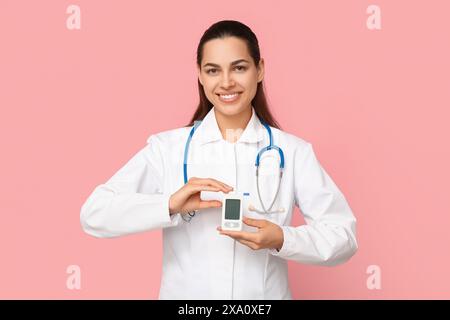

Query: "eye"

xmin=206 ymin=66 xmax=247 ymax=75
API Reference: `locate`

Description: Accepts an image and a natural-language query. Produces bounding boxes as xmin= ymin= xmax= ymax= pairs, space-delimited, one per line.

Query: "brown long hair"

xmin=187 ymin=20 xmax=281 ymax=129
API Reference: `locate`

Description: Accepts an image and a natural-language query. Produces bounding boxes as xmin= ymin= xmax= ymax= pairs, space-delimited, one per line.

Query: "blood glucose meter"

xmin=221 ymin=193 xmax=243 ymax=231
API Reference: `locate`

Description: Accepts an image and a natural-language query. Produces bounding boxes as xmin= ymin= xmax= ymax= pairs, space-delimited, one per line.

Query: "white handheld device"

xmin=221 ymin=193 xmax=243 ymax=231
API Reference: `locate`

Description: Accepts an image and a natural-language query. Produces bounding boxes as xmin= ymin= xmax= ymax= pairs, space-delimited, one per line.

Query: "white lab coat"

xmin=80 ymin=106 xmax=358 ymax=300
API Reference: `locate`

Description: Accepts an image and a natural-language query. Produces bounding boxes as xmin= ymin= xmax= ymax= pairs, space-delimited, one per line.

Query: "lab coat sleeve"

xmin=269 ymin=142 xmax=358 ymax=266
xmin=80 ymin=135 xmax=182 ymax=238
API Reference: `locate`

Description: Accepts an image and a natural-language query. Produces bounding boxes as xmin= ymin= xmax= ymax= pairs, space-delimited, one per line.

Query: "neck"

xmin=214 ymin=106 xmax=253 ymax=143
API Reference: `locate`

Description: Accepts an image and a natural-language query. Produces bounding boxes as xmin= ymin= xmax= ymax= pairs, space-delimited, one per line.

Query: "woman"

xmin=80 ymin=20 xmax=358 ymax=300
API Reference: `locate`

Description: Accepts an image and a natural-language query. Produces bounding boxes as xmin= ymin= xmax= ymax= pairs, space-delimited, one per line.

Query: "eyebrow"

xmin=203 ymin=59 xmax=250 ymax=68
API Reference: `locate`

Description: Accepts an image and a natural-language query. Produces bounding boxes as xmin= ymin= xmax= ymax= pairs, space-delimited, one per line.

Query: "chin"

xmin=214 ymin=102 xmax=248 ymax=116
xmin=216 ymin=105 xmax=242 ymax=116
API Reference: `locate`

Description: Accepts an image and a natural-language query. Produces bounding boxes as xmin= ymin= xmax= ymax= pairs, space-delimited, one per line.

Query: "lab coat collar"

xmin=195 ymin=106 xmax=265 ymax=145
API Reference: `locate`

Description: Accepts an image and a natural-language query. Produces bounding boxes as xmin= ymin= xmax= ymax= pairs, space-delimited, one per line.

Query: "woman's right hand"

xmin=169 ymin=177 xmax=234 ymax=215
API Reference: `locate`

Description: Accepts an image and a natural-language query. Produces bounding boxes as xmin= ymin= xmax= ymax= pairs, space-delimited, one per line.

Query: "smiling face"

xmin=198 ymin=36 xmax=264 ymax=117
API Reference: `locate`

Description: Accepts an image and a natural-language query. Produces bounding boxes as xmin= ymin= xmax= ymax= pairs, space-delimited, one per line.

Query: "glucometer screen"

xmin=225 ymin=199 xmax=240 ymax=220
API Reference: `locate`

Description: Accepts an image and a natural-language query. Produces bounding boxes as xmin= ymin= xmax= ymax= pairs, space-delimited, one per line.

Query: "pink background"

xmin=1 ymin=0 xmax=449 ymax=299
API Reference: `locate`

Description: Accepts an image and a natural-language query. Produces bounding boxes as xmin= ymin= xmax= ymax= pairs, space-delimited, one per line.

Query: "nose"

xmin=220 ymin=72 xmax=235 ymax=88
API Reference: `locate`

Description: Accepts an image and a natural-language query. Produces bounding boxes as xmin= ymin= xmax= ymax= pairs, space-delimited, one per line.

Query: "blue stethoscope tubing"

xmin=182 ymin=117 xmax=284 ymax=221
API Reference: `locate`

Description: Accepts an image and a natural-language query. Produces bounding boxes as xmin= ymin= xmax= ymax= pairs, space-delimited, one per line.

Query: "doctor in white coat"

xmin=80 ymin=20 xmax=358 ymax=300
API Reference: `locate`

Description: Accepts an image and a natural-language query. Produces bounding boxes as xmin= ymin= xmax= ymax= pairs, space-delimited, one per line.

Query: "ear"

xmin=257 ymin=58 xmax=265 ymax=83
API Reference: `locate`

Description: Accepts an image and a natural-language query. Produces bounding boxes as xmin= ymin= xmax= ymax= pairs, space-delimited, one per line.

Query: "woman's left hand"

xmin=217 ymin=216 xmax=284 ymax=251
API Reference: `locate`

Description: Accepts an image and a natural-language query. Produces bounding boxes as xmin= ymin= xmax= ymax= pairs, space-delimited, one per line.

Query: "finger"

xmin=187 ymin=185 xmax=221 ymax=195
xmin=181 ymin=185 xmax=220 ymax=201
xmin=243 ymin=216 xmax=268 ymax=228
xmin=190 ymin=178 xmax=233 ymax=192
xmin=208 ymin=178 xmax=234 ymax=193
xmin=198 ymin=200 xmax=222 ymax=209
xmin=236 ymin=238 xmax=259 ymax=250
xmin=218 ymin=229 xmax=259 ymax=243
xmin=209 ymin=178 xmax=234 ymax=191
xmin=191 ymin=181 xmax=229 ymax=193
xmin=216 ymin=228 xmax=259 ymax=250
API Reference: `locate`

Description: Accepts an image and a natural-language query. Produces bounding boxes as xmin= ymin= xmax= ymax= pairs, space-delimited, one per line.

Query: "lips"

xmin=216 ymin=92 xmax=242 ymax=103
xmin=216 ymin=92 xmax=242 ymax=95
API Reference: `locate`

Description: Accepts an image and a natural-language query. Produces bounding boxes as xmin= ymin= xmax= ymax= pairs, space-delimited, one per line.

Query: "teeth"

xmin=220 ymin=93 xmax=239 ymax=99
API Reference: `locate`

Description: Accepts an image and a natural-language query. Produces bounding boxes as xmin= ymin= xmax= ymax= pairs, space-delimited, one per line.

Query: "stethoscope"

xmin=181 ymin=116 xmax=285 ymax=222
